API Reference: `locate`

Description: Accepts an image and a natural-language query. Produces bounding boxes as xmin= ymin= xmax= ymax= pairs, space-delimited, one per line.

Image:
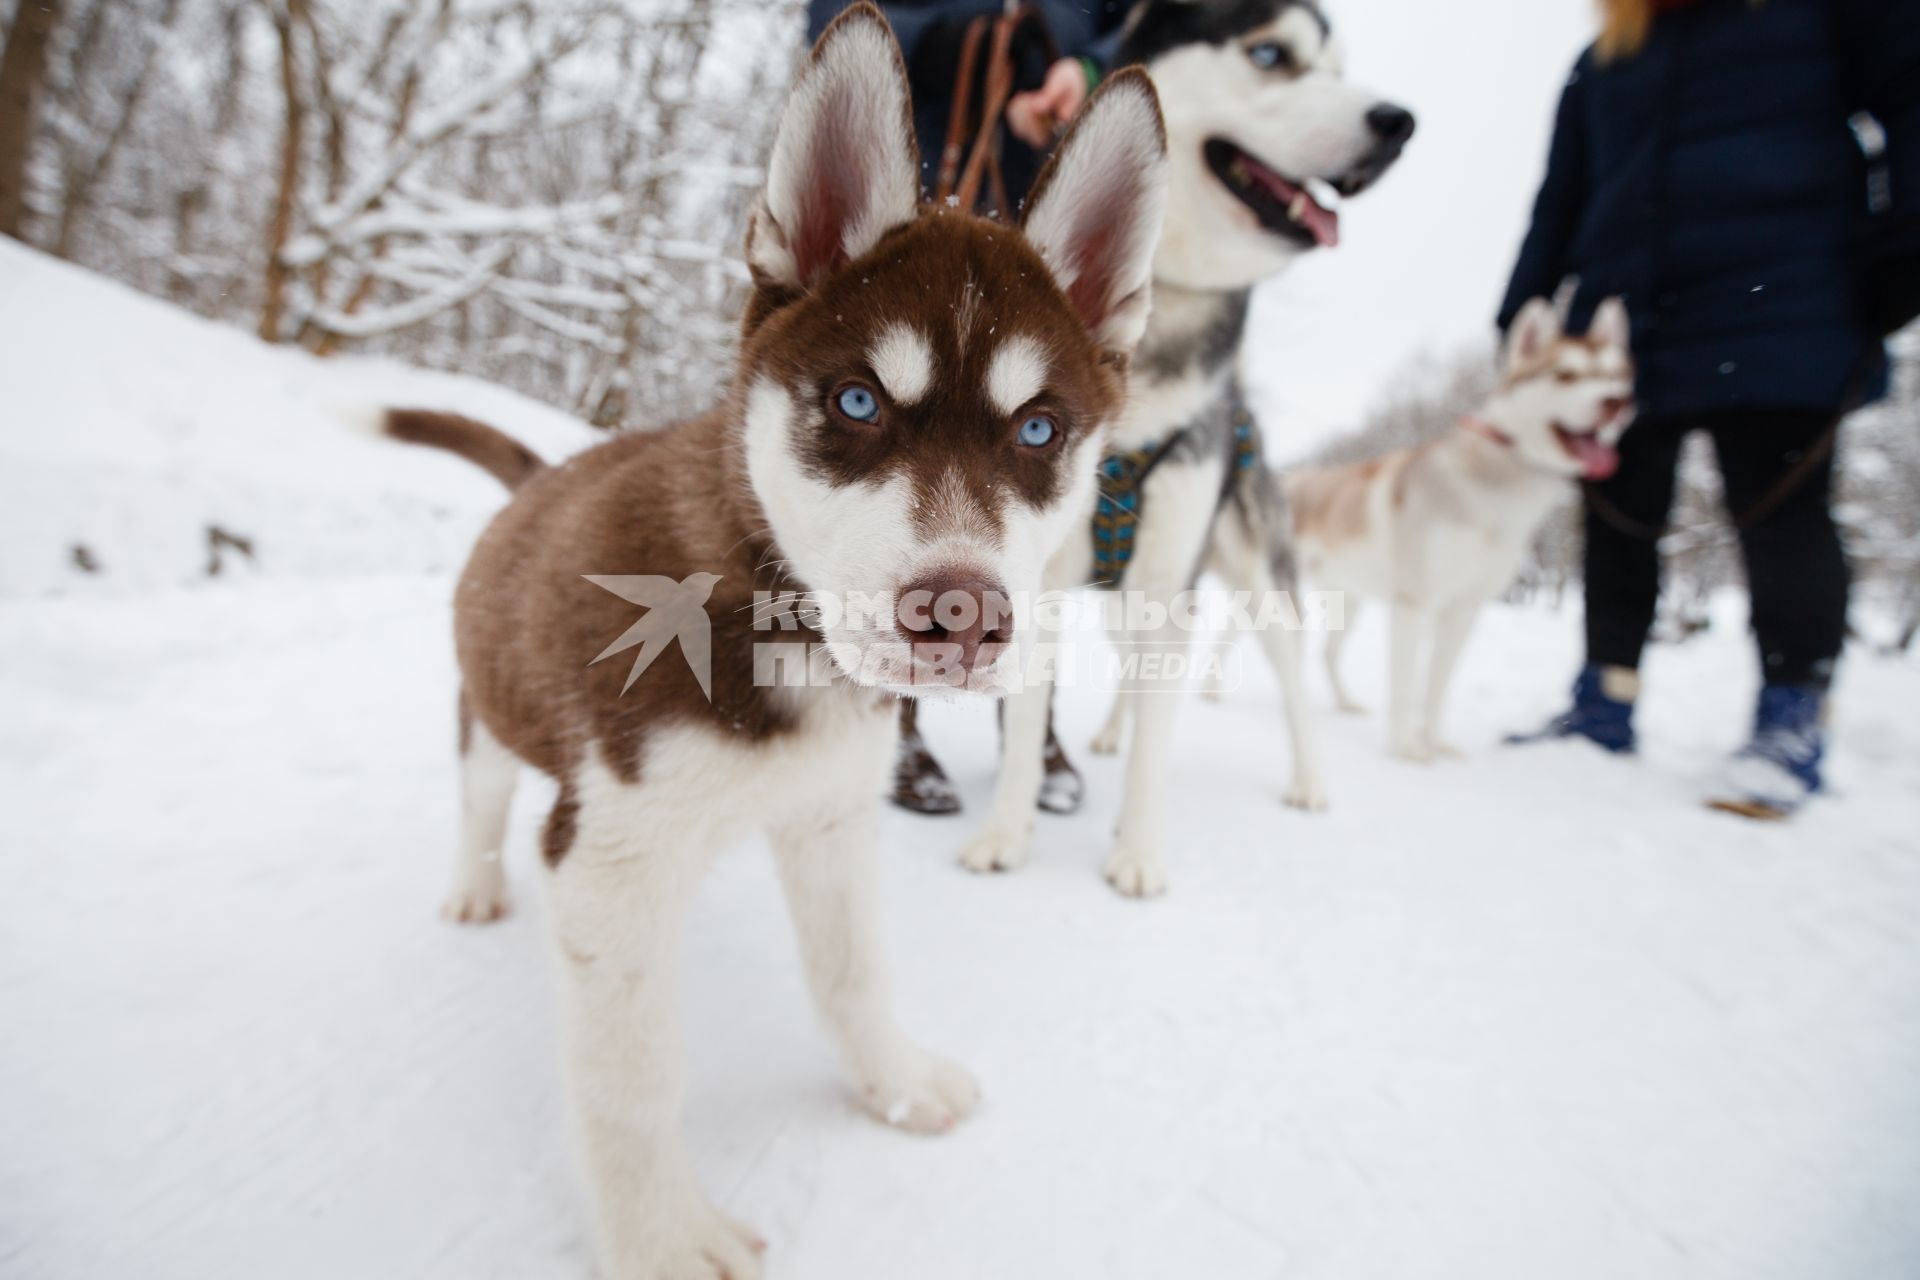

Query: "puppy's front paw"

xmin=1104 ymin=846 xmax=1167 ymax=898
xmin=1284 ymin=772 xmax=1329 ymax=812
xmin=442 ymin=856 xmax=509 ymax=924
xmin=659 ymin=1202 xmax=764 ymax=1280
xmin=959 ymin=825 xmax=1029 ymax=874
xmin=1088 ymin=721 xmax=1125 ymax=756
xmin=858 ymin=1045 xmax=979 ymax=1135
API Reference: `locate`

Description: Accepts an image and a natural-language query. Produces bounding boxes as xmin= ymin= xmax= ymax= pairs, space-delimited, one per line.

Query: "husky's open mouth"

xmin=1552 ymin=423 xmax=1620 ymax=480
xmin=1204 ymin=139 xmax=1343 ymax=248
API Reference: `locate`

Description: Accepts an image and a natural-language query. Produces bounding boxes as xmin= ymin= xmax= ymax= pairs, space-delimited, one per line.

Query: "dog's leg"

xmin=1388 ymin=602 xmax=1433 ymax=762
xmin=1419 ymin=601 xmax=1478 ymax=758
xmin=1324 ymin=600 xmax=1367 ymax=714
xmin=444 ymin=699 xmax=518 ymax=923
xmin=1006 ymin=692 xmax=1084 ymax=814
xmin=1089 ymin=687 xmax=1130 ymax=755
xmin=1037 ymin=695 xmax=1086 ymax=814
xmin=1107 ymin=586 xmax=1186 ymax=896
xmin=1210 ymin=510 xmax=1329 ymax=810
xmin=771 ymin=803 xmax=979 ymax=1133
xmin=891 ymin=699 xmax=962 ymax=816
xmin=1104 ymin=463 xmax=1224 ymax=897
xmin=1250 ymin=608 xmax=1330 ymax=811
xmin=549 ymin=787 xmax=762 ymax=1280
xmin=958 ymin=670 xmax=1052 ymax=873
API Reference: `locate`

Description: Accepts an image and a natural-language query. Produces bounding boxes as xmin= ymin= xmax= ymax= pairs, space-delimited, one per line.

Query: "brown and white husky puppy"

xmin=1289 ymin=297 xmax=1634 ymax=761
xmin=958 ymin=0 xmax=1415 ymax=897
xmin=387 ymin=8 xmax=1169 ymax=1277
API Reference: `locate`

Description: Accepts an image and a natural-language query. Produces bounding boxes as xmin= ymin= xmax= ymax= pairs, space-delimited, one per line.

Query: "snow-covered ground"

xmin=4 ymin=243 xmax=1919 ymax=1280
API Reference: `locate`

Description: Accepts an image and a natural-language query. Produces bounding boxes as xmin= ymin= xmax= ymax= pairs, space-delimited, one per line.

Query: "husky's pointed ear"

xmin=746 ymin=4 xmax=919 ymax=292
xmin=1588 ymin=296 xmax=1631 ymax=352
xmin=1505 ymin=297 xmax=1562 ymax=373
xmin=1020 ymin=68 xmax=1169 ymax=358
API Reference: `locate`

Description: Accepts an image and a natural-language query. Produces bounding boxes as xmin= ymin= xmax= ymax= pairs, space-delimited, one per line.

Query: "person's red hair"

xmin=1597 ymin=0 xmax=1716 ymax=63
xmin=1596 ymin=0 xmax=1656 ymax=62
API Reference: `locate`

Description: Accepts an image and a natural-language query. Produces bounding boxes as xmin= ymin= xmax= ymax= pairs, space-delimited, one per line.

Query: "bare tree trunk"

xmin=260 ymin=0 xmax=305 ymax=343
xmin=53 ymin=0 xmax=181 ymax=258
xmin=0 ymin=0 xmax=63 ymax=240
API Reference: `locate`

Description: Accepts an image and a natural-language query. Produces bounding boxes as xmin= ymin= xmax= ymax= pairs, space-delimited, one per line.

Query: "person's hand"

xmin=1006 ymin=58 xmax=1089 ymax=149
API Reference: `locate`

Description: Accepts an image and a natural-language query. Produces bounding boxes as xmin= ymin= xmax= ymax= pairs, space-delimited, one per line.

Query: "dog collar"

xmin=1457 ymin=414 xmax=1515 ymax=448
xmin=1459 ymin=412 xmax=1577 ymax=479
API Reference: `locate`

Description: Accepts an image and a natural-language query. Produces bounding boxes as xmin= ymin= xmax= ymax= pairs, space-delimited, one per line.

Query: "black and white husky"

xmin=958 ymin=0 xmax=1416 ymax=896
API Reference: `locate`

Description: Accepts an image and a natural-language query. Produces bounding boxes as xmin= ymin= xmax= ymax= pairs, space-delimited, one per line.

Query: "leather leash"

xmin=1581 ymin=353 xmax=1875 ymax=542
xmin=934 ymin=5 xmax=1053 ymax=217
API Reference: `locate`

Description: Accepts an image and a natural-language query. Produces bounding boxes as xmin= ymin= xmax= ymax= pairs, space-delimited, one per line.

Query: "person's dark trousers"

xmin=1583 ymin=409 xmax=1849 ymax=689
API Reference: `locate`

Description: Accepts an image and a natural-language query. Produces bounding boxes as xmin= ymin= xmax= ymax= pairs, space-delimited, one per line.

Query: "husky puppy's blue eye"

xmin=1247 ymin=41 xmax=1292 ymax=71
xmin=836 ymin=385 xmax=879 ymax=422
xmin=1018 ymin=415 xmax=1056 ymax=447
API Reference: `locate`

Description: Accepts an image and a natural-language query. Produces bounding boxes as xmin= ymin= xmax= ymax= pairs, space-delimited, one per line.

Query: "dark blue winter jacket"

xmin=1499 ymin=0 xmax=1920 ymax=419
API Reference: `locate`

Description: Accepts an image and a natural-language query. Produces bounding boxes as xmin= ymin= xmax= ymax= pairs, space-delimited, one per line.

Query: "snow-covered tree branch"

xmin=21 ymin=0 xmax=805 ymax=424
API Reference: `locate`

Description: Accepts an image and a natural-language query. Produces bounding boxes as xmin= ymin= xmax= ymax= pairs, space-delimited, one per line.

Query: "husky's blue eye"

xmin=836 ymin=385 xmax=879 ymax=422
xmin=1247 ymin=41 xmax=1292 ymax=71
xmin=1018 ymin=415 xmax=1056 ymax=447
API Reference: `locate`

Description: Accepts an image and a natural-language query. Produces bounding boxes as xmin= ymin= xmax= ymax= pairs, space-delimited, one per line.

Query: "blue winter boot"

xmin=1505 ymin=664 xmax=1639 ymax=753
xmin=1707 ymin=683 xmax=1826 ymax=820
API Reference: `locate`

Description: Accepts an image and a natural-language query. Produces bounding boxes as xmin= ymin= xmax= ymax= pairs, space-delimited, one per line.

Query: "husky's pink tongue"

xmin=1244 ymin=163 xmax=1340 ymax=248
xmin=1295 ymin=196 xmax=1340 ymax=249
xmin=1567 ymin=434 xmax=1619 ymax=480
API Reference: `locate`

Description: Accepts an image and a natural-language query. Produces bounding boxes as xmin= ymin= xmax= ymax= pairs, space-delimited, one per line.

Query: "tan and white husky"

xmin=384 ymin=8 xmax=1169 ymax=1277
xmin=1289 ymin=296 xmax=1634 ymax=760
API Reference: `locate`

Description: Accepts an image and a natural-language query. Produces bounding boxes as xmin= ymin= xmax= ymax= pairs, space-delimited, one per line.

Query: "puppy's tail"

xmin=383 ymin=408 xmax=545 ymax=492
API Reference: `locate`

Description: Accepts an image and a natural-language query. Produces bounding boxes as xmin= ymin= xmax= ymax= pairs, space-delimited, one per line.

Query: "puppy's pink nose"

xmin=896 ymin=573 xmax=1013 ymax=679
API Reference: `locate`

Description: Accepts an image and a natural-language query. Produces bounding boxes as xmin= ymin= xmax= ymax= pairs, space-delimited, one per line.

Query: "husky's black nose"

xmin=897 ymin=574 xmax=1013 ymax=681
xmin=1367 ymin=104 xmax=1417 ymax=144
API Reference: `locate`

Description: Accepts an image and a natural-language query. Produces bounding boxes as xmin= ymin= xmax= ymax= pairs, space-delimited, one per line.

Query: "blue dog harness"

xmin=1090 ymin=389 xmax=1260 ymax=586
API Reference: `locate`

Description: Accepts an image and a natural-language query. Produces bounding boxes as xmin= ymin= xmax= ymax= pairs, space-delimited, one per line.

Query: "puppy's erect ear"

xmin=1505 ymin=297 xmax=1562 ymax=373
xmin=746 ymin=4 xmax=919 ymax=292
xmin=1020 ymin=68 xmax=1170 ymax=357
xmin=1587 ymin=296 xmax=1631 ymax=352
